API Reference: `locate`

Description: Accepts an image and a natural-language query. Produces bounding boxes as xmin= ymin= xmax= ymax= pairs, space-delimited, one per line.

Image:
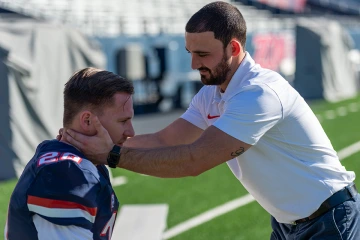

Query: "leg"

xmin=270 ymin=216 xmax=291 ymax=240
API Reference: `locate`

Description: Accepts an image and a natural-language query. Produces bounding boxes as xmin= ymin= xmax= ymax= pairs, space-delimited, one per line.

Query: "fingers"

xmin=56 ymin=128 xmax=64 ymax=141
xmin=91 ymin=115 xmax=103 ymax=133
xmin=91 ymin=115 xmax=109 ymax=137
xmin=65 ymin=129 xmax=85 ymax=151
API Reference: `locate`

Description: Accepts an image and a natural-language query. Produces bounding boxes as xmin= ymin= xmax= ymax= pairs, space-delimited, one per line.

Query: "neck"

xmin=220 ymin=52 xmax=246 ymax=92
xmin=59 ymin=127 xmax=82 ymax=153
xmin=60 ymin=138 xmax=81 ymax=153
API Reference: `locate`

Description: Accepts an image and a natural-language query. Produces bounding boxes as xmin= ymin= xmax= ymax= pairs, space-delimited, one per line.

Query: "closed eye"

xmin=118 ymin=119 xmax=130 ymax=123
xmin=185 ymin=47 xmax=209 ymax=57
xmin=198 ymin=53 xmax=208 ymax=57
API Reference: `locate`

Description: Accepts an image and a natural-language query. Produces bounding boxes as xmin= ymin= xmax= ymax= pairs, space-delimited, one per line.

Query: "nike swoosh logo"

xmin=207 ymin=114 xmax=220 ymax=119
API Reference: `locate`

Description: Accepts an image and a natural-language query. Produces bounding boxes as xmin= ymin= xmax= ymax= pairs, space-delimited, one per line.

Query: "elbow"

xmin=187 ymin=166 xmax=203 ymax=177
xmin=186 ymin=166 xmax=204 ymax=177
xmin=184 ymin=144 xmax=208 ymax=177
xmin=184 ymin=156 xmax=206 ymax=177
xmin=191 ymin=170 xmax=204 ymax=177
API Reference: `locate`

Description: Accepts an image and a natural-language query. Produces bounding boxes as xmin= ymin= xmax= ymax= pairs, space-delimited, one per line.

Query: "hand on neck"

xmin=59 ymin=127 xmax=82 ymax=153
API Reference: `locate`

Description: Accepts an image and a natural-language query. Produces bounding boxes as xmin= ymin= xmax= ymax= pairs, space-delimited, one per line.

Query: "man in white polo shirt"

xmin=63 ymin=1 xmax=360 ymax=239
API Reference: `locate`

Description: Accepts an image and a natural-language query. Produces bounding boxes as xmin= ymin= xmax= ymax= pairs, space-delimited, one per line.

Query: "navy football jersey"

xmin=6 ymin=140 xmax=119 ymax=240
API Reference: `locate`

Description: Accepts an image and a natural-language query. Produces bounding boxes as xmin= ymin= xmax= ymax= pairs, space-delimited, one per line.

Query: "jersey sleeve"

xmin=181 ymin=87 xmax=208 ymax=130
xmin=27 ymin=160 xmax=101 ymax=231
xmin=213 ymin=84 xmax=282 ymax=145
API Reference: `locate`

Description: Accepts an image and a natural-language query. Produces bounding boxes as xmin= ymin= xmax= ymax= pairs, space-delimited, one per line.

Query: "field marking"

xmin=317 ymin=101 xmax=360 ymax=122
xmin=338 ymin=140 xmax=360 ymax=160
xmin=324 ymin=110 xmax=336 ymax=120
xmin=162 ymin=141 xmax=360 ymax=239
xmin=112 ymin=176 xmax=128 ymax=187
xmin=162 ymin=194 xmax=255 ymax=239
xmin=113 ymin=204 xmax=168 ymax=240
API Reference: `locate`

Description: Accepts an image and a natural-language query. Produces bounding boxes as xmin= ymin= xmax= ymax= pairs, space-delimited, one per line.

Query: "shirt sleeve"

xmin=27 ymin=160 xmax=101 ymax=231
xmin=181 ymin=88 xmax=208 ymax=130
xmin=213 ymin=84 xmax=282 ymax=145
xmin=33 ymin=214 xmax=93 ymax=240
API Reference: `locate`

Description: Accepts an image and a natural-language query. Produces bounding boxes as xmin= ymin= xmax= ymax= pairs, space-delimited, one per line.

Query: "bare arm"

xmin=64 ymin=116 xmax=203 ymax=161
xmin=119 ymin=125 xmax=252 ymax=178
xmin=124 ymin=118 xmax=203 ymax=148
xmin=65 ymin=116 xmax=251 ymax=178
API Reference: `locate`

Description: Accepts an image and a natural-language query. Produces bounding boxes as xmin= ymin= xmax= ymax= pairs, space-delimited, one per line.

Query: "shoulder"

xmin=226 ymin=84 xmax=283 ymax=116
xmin=27 ymin=155 xmax=102 ymax=229
xmin=235 ymin=84 xmax=280 ymax=101
xmin=35 ymin=140 xmax=101 ymax=180
xmin=31 ymin=157 xmax=101 ymax=197
xmin=31 ymin=145 xmax=102 ymax=195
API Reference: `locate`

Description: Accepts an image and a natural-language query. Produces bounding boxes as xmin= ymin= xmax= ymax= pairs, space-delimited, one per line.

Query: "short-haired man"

xmin=5 ymin=68 xmax=135 ymax=240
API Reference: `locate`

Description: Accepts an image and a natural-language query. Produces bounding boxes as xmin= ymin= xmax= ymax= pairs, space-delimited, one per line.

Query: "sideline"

xmin=337 ymin=141 xmax=360 ymax=160
xmin=162 ymin=140 xmax=360 ymax=239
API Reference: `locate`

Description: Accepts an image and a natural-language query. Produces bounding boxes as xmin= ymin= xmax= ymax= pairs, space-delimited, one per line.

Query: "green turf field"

xmin=1 ymin=95 xmax=359 ymax=239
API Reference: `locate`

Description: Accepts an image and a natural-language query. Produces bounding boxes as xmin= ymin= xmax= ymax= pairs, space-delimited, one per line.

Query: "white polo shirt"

xmin=181 ymin=52 xmax=355 ymax=223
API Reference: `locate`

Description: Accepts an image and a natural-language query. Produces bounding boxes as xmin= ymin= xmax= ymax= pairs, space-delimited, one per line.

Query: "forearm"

xmin=124 ymin=133 xmax=169 ymax=148
xmin=117 ymin=126 xmax=247 ymax=178
xmin=124 ymin=119 xmax=203 ymax=148
xmin=118 ymin=145 xmax=202 ymax=178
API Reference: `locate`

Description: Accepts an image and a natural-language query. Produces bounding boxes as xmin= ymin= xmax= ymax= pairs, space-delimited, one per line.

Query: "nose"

xmin=191 ymin=54 xmax=200 ymax=70
xmin=124 ymin=121 xmax=135 ymax=138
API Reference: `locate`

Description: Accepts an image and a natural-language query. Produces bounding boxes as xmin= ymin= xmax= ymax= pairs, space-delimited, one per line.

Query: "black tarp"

xmin=0 ymin=16 xmax=105 ymax=180
xmin=294 ymin=19 xmax=359 ymax=101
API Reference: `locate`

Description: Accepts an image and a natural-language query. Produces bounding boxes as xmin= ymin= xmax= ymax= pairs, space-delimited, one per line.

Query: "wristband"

xmin=107 ymin=145 xmax=121 ymax=168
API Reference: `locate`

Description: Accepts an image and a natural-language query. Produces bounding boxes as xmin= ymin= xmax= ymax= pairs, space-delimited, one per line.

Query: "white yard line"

xmin=324 ymin=110 xmax=336 ymax=120
xmin=338 ymin=141 xmax=360 ymax=160
xmin=317 ymin=101 xmax=360 ymax=122
xmin=112 ymin=176 xmax=128 ymax=187
xmin=348 ymin=103 xmax=359 ymax=112
xmin=113 ymin=204 xmax=169 ymax=240
xmin=162 ymin=141 xmax=360 ymax=239
xmin=162 ymin=194 xmax=255 ymax=239
xmin=336 ymin=107 xmax=348 ymax=117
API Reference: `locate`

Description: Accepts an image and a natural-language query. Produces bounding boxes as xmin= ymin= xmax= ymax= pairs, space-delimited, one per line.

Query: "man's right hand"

xmin=56 ymin=128 xmax=63 ymax=141
xmin=64 ymin=116 xmax=113 ymax=165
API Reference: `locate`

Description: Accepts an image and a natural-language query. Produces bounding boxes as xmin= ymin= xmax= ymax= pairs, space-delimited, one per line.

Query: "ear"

xmin=229 ymin=39 xmax=242 ymax=57
xmin=78 ymin=110 xmax=96 ymax=134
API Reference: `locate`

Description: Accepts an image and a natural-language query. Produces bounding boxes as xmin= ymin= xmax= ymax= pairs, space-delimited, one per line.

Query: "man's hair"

xmin=185 ymin=1 xmax=247 ymax=50
xmin=63 ymin=67 xmax=134 ymax=126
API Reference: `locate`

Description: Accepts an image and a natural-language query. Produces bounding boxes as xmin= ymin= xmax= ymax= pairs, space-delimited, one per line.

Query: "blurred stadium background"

xmin=0 ymin=0 xmax=360 ymax=239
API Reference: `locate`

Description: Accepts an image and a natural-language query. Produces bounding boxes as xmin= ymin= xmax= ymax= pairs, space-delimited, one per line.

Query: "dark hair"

xmin=185 ymin=1 xmax=247 ymax=50
xmin=63 ymin=67 xmax=134 ymax=126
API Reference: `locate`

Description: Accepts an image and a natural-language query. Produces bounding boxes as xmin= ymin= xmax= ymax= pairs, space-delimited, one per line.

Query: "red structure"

xmin=257 ymin=0 xmax=307 ymax=12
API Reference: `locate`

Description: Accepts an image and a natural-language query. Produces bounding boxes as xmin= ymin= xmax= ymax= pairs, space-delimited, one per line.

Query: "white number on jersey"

xmin=100 ymin=212 xmax=117 ymax=240
xmin=37 ymin=152 xmax=82 ymax=166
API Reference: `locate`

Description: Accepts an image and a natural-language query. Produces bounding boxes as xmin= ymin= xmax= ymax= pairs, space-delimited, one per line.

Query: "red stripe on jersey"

xmin=27 ymin=195 xmax=97 ymax=216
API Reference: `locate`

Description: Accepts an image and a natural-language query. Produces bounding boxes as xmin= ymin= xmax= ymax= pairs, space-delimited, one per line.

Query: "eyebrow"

xmin=185 ymin=47 xmax=210 ymax=54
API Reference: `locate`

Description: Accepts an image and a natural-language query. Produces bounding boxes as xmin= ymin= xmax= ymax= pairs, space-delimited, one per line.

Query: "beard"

xmin=199 ymin=52 xmax=231 ymax=85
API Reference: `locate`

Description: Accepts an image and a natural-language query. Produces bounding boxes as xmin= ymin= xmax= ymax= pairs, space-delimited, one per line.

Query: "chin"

xmin=200 ymin=77 xmax=210 ymax=85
